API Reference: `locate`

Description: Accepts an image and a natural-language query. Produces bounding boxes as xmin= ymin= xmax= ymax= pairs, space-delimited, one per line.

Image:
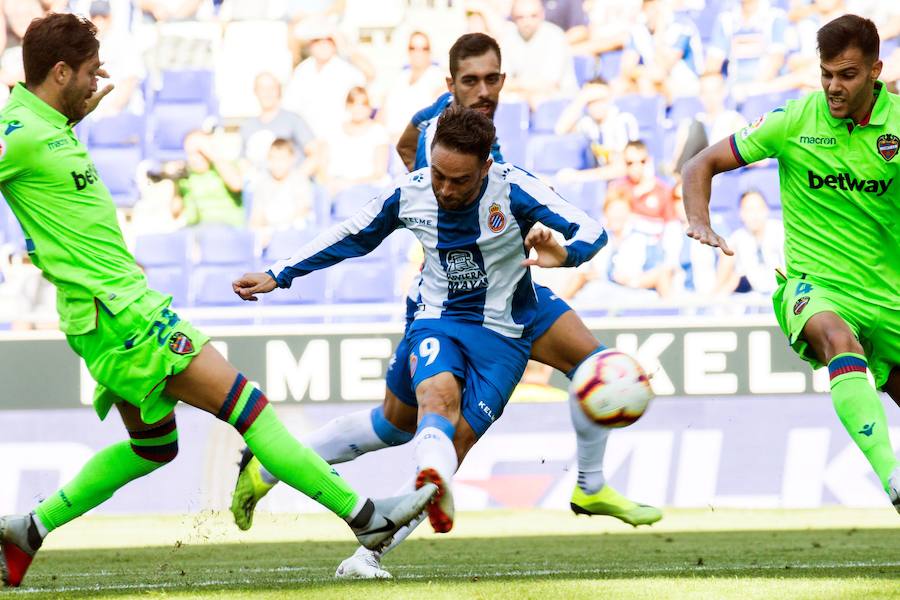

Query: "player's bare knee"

xmin=415 ymin=373 xmax=462 ymax=415
xmin=820 ymin=326 xmax=864 ymax=361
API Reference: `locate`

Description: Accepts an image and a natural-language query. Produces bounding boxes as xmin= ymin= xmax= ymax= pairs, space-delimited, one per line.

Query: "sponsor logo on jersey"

xmin=445 ymin=249 xmax=488 ymax=292
xmin=740 ymin=113 xmax=766 ymax=139
xmin=487 ymin=202 xmax=506 ymax=233
xmin=406 ymin=216 xmax=433 ymax=226
xmin=3 ymin=120 xmax=23 ymax=135
xmin=71 ymin=164 xmax=101 ymax=191
xmin=47 ymin=137 xmax=71 ymax=151
xmin=807 ymin=170 xmax=893 ymax=196
xmin=793 ymin=295 xmax=810 ymax=315
xmin=168 ymin=332 xmax=194 ymax=355
xmin=799 ymin=135 xmax=836 ymax=146
xmin=876 ymin=133 xmax=899 ymax=161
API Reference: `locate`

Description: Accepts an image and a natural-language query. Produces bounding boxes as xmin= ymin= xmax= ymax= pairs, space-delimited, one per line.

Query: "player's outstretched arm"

xmin=682 ymin=137 xmax=741 ymax=256
xmin=233 ymin=272 xmax=277 ymax=301
xmin=522 ymin=226 xmax=568 ymax=268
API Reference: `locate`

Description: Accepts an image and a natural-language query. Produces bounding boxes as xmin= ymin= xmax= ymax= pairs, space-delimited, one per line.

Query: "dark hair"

xmin=432 ymin=105 xmax=496 ymax=162
xmin=625 ymin=139 xmax=648 ymax=153
xmin=817 ymin=14 xmax=880 ymax=63
xmin=346 ymin=86 xmax=369 ymax=105
xmin=448 ymin=33 xmax=501 ymax=79
xmin=270 ymin=138 xmax=295 ymax=152
xmin=586 ymin=75 xmax=609 ymax=87
xmin=23 ymin=13 xmax=99 ymax=87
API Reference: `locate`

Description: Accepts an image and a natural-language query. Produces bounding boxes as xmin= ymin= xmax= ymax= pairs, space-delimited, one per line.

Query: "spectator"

xmin=87 ymin=0 xmax=145 ymax=117
xmin=0 ymin=0 xmax=42 ymax=90
xmin=662 ymin=180 xmax=718 ymax=297
xmin=569 ymin=0 xmax=641 ymax=59
xmin=136 ymin=0 xmax=212 ymax=22
xmin=706 ymin=0 xmax=791 ymax=101
xmin=171 ymin=130 xmax=245 ymax=228
xmin=240 ymin=72 xmax=319 ymax=175
xmin=607 ymin=140 xmax=676 ymax=235
xmin=555 ymin=76 xmax=639 ymax=181
xmin=541 ymin=0 xmax=588 ymax=37
xmin=283 ymin=20 xmax=371 ymax=138
xmin=249 ymin=139 xmax=314 ymax=248
xmin=672 ymin=72 xmax=747 ymax=171
xmin=619 ymin=0 xmax=704 ymax=100
xmin=716 ymin=189 xmax=785 ymax=296
xmin=564 ymin=190 xmax=672 ymax=304
xmin=500 ymin=0 xmax=578 ymax=106
xmin=380 ymin=31 xmax=446 ymax=140
xmin=321 ymin=86 xmax=390 ymax=194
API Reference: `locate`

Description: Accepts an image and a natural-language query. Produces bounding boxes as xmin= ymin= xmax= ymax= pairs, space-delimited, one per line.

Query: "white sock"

xmin=569 ymin=390 xmax=610 ymax=494
xmin=31 ymin=512 xmax=49 ymax=539
xmin=259 ymin=408 xmax=390 ymax=482
xmin=413 ymin=419 xmax=458 ymax=479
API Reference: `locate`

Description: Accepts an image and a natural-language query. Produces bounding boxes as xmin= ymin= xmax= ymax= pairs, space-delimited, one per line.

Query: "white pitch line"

xmin=10 ymin=560 xmax=900 ymax=594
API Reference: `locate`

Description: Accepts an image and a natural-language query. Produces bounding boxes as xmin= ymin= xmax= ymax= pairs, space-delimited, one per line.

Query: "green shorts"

xmin=773 ymin=273 xmax=900 ymax=389
xmin=67 ymin=289 xmax=209 ymax=424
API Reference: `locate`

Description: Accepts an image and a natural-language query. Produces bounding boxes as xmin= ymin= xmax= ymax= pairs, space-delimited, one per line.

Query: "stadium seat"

xmin=87 ymin=113 xmax=144 ymax=148
xmin=615 ymin=94 xmax=666 ymax=129
xmin=494 ymin=101 xmax=530 ymax=166
xmin=530 ymin=98 xmax=572 ymax=133
xmin=573 ymin=55 xmax=597 ymax=87
xmin=195 ymin=226 xmax=256 ymax=266
xmin=552 ymin=179 xmax=606 ymax=218
xmin=668 ymin=95 xmax=703 ymax=123
xmin=740 ymin=167 xmax=781 ymax=208
xmin=144 ymin=266 xmax=190 ymax=308
xmin=598 ymin=49 xmax=623 ymax=81
xmin=739 ymin=90 xmax=800 ymax=121
xmin=526 ymin=134 xmax=589 ymax=174
xmin=134 ymin=231 xmax=190 ymax=268
xmin=263 ymin=228 xmax=321 ymax=265
xmin=311 ymin=183 xmax=332 ymax=226
xmin=92 ymin=146 xmax=142 ymax=208
xmin=331 ymin=185 xmax=379 ymax=221
xmin=710 ymin=170 xmax=744 ymax=232
xmin=262 ymin=267 xmax=328 ymax=305
xmin=155 ymin=69 xmax=217 ymax=114
xmin=328 ymin=260 xmax=395 ymax=303
xmin=191 ymin=264 xmax=248 ymax=306
xmin=147 ymin=101 xmax=211 ymax=161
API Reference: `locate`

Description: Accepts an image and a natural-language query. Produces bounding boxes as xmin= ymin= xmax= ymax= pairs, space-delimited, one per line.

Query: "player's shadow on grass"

xmin=23 ymin=529 xmax=900 ymax=596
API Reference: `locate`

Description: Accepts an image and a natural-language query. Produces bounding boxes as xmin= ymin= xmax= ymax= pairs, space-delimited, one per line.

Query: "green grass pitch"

xmin=9 ymin=508 xmax=899 ymax=599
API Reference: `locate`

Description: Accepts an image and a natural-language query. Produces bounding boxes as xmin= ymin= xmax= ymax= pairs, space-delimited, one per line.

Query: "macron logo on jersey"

xmin=807 ymin=170 xmax=893 ymax=196
xmin=71 ymin=164 xmax=101 ymax=191
xmin=799 ymin=135 xmax=836 ymax=146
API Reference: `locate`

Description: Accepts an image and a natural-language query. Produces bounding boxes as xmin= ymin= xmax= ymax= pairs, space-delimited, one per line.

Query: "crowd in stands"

xmin=0 ymin=0 xmax=898 ymax=327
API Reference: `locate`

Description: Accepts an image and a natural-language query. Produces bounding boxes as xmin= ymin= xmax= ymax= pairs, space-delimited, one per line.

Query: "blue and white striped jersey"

xmin=411 ymin=92 xmax=504 ymax=170
xmin=267 ymin=162 xmax=607 ymax=338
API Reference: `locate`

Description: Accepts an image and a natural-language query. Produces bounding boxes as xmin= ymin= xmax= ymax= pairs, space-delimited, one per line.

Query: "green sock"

xmin=829 ymin=353 xmax=899 ymax=491
xmin=35 ymin=419 xmax=178 ymax=532
xmin=218 ymin=374 xmax=359 ymax=518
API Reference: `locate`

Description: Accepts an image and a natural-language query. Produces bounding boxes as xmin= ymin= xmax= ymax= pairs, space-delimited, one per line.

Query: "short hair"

xmin=23 ymin=13 xmax=99 ymax=87
xmin=270 ymin=138 xmax=295 ymax=153
xmin=625 ymin=140 xmax=649 ymax=154
xmin=432 ymin=105 xmax=496 ymax=162
xmin=346 ymin=86 xmax=370 ymax=105
xmin=740 ymin=188 xmax=767 ymax=207
xmin=817 ymin=14 xmax=880 ymax=63
xmin=448 ymin=33 xmax=501 ymax=79
xmin=586 ymin=75 xmax=609 ymax=87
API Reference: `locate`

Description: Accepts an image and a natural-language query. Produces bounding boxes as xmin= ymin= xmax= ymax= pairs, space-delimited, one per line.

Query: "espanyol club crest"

xmin=876 ymin=133 xmax=899 ymax=161
xmin=487 ymin=202 xmax=506 ymax=233
xmin=793 ymin=295 xmax=810 ymax=315
xmin=409 ymin=353 xmax=418 ymax=377
xmin=168 ymin=332 xmax=194 ymax=355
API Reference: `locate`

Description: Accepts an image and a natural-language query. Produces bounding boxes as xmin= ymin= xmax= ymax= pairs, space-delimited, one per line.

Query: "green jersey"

xmin=731 ymin=81 xmax=900 ymax=310
xmin=0 ymin=84 xmax=147 ymax=334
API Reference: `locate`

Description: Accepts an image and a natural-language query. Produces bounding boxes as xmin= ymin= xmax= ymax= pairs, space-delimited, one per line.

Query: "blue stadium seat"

xmin=668 ymin=95 xmax=703 ymax=123
xmin=145 ymin=266 xmax=190 ymax=308
xmin=328 ymin=260 xmax=395 ymax=303
xmin=147 ymin=101 xmax=210 ymax=161
xmin=331 ymin=185 xmax=379 ymax=221
xmin=530 ymin=98 xmax=572 ymax=133
xmin=615 ymin=94 xmax=666 ymax=128
xmin=262 ymin=267 xmax=328 ymax=305
xmin=195 ymin=226 xmax=255 ymax=266
xmin=494 ymin=101 xmax=529 ymax=166
xmin=552 ymin=179 xmax=606 ymax=218
xmin=526 ymin=134 xmax=589 ymax=174
xmin=598 ymin=49 xmax=623 ymax=81
xmin=573 ymin=55 xmax=597 ymax=87
xmin=311 ymin=183 xmax=332 ymax=226
xmin=739 ymin=90 xmax=799 ymax=121
xmin=87 ymin=113 xmax=144 ymax=148
xmin=92 ymin=146 xmax=142 ymax=208
xmin=263 ymin=228 xmax=321 ymax=264
xmin=134 ymin=231 xmax=190 ymax=268
xmin=740 ymin=167 xmax=781 ymax=208
xmin=191 ymin=265 xmax=248 ymax=306
xmin=710 ymin=170 xmax=744 ymax=232
xmin=154 ymin=70 xmax=217 ymax=114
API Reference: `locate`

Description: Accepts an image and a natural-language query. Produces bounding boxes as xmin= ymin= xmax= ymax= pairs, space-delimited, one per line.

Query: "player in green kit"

xmin=683 ymin=14 xmax=900 ymax=512
xmin=0 ymin=14 xmax=436 ymax=589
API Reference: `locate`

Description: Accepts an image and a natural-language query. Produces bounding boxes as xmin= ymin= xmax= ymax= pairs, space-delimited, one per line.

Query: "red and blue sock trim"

xmin=218 ymin=374 xmax=248 ymax=422
xmin=234 ymin=387 xmax=269 ymax=434
xmin=828 ymin=354 xmax=867 ymax=381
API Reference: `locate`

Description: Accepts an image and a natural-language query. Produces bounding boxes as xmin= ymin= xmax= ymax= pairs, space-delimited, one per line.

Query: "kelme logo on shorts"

xmin=793 ymin=296 xmax=810 ymax=315
xmin=807 ymin=170 xmax=893 ymax=196
xmin=168 ymin=332 xmax=194 ymax=355
xmin=877 ymin=133 xmax=899 ymax=161
xmin=71 ymin=164 xmax=101 ymax=191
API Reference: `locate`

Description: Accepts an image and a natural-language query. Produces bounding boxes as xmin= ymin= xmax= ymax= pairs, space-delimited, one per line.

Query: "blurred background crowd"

xmin=0 ymin=0 xmax=898 ymax=327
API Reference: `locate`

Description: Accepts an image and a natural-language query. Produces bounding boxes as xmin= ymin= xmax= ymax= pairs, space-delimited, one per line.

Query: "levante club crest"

xmin=488 ymin=202 xmax=506 ymax=233
xmin=877 ymin=133 xmax=899 ymax=161
xmin=168 ymin=332 xmax=194 ymax=355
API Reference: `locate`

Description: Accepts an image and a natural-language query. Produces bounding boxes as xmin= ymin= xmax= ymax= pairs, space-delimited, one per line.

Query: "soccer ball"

xmin=570 ymin=349 xmax=654 ymax=427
